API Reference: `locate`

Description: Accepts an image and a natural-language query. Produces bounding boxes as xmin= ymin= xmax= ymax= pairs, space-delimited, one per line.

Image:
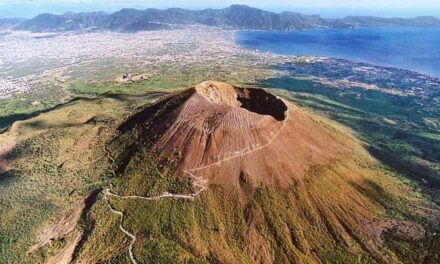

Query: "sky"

xmin=0 ymin=0 xmax=439 ymax=18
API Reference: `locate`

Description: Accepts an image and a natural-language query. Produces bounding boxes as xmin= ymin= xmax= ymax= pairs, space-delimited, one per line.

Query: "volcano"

xmin=117 ymin=81 xmax=349 ymax=188
xmin=94 ymin=82 xmax=428 ymax=264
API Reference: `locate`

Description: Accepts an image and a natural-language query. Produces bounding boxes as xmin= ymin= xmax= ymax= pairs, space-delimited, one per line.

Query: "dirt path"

xmin=103 ymin=101 xmax=290 ymax=264
xmin=103 ymin=195 xmax=139 ymax=264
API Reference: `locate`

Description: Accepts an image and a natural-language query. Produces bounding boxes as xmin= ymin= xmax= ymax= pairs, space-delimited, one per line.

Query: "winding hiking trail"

xmin=103 ymin=101 xmax=290 ymax=264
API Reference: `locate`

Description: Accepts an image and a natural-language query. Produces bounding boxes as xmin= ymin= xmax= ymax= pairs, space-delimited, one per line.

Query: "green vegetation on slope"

xmin=263 ymin=76 xmax=440 ymax=262
xmin=0 ymin=92 xmax=168 ymax=263
xmin=264 ymin=77 xmax=440 ymax=203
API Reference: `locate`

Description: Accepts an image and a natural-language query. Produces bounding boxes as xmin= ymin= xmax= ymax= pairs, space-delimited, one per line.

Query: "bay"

xmin=236 ymin=27 xmax=440 ymax=77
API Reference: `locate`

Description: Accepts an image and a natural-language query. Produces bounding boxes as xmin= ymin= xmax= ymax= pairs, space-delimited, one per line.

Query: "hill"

xmin=12 ymin=5 xmax=440 ymax=32
xmin=73 ymin=82 xmax=435 ymax=263
xmin=14 ymin=12 xmax=108 ymax=32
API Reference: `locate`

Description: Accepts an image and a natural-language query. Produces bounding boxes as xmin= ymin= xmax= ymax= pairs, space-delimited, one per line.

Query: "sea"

xmin=236 ymin=27 xmax=440 ymax=78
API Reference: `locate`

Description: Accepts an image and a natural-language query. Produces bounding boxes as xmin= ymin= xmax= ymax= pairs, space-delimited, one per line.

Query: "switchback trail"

xmin=103 ymin=101 xmax=290 ymax=264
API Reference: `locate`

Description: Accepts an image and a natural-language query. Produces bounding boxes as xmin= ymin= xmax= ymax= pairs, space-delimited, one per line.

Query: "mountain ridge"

xmin=11 ymin=4 xmax=440 ymax=32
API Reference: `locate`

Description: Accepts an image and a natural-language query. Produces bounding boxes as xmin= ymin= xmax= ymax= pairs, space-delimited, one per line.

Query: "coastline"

xmin=235 ymin=27 xmax=440 ymax=78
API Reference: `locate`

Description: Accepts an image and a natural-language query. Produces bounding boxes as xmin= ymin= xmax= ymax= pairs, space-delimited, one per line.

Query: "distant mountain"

xmin=0 ymin=18 xmax=25 ymax=29
xmin=14 ymin=12 xmax=108 ymax=32
xmin=12 ymin=5 xmax=440 ymax=32
xmin=332 ymin=16 xmax=440 ymax=27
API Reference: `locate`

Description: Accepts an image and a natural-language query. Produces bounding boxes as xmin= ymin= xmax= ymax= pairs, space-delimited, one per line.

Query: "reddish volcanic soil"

xmin=119 ymin=81 xmax=350 ymax=188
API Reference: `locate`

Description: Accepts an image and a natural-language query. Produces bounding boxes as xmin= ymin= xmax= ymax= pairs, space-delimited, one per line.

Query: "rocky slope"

xmin=69 ymin=82 xmax=435 ymax=263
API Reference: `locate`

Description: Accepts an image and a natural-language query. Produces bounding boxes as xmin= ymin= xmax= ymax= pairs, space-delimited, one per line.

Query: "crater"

xmin=235 ymin=87 xmax=287 ymax=121
xmin=195 ymin=81 xmax=287 ymax=121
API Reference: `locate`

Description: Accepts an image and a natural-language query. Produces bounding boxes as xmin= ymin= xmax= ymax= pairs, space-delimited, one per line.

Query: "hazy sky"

xmin=1 ymin=0 xmax=439 ymax=18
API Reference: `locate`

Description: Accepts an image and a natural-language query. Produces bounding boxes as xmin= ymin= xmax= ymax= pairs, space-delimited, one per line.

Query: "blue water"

xmin=236 ymin=27 xmax=440 ymax=77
